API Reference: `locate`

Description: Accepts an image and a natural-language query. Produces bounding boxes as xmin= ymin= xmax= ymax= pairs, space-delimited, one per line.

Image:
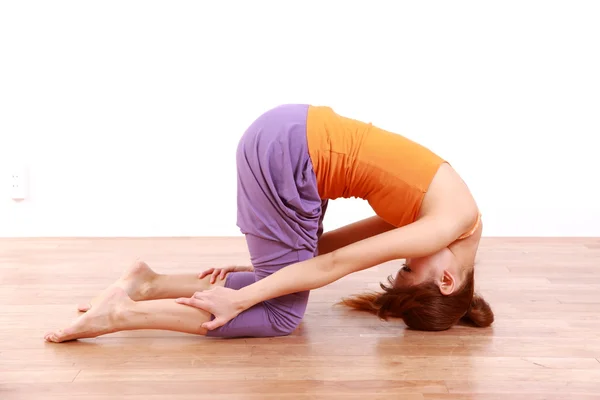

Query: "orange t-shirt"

xmin=306 ymin=105 xmax=445 ymax=228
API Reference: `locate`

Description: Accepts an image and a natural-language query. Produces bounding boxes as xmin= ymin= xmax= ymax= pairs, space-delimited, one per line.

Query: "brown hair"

xmin=339 ymin=269 xmax=494 ymax=331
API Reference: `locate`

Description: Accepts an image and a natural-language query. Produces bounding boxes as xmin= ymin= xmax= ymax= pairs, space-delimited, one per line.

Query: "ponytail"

xmin=340 ymin=269 xmax=494 ymax=331
xmin=462 ymin=293 xmax=494 ymax=327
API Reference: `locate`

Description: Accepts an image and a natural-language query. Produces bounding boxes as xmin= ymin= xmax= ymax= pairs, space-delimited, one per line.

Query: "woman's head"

xmin=340 ymin=248 xmax=494 ymax=331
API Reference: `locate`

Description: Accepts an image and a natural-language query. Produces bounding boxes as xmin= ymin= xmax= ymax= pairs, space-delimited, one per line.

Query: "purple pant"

xmin=206 ymin=104 xmax=327 ymax=338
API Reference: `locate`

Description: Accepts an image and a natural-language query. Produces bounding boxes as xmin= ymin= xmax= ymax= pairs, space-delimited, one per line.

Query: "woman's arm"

xmin=177 ymin=213 xmax=469 ymax=330
xmin=196 ymin=217 xmax=392 ymax=284
xmin=238 ymin=214 xmax=463 ymax=308
xmin=317 ymin=215 xmax=396 ymax=255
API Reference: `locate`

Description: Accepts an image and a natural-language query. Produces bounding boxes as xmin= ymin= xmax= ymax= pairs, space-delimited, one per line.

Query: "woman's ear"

xmin=438 ymin=270 xmax=456 ymax=295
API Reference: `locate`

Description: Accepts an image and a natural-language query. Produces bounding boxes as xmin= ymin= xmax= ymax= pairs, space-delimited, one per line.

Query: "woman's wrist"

xmin=234 ymin=285 xmax=258 ymax=312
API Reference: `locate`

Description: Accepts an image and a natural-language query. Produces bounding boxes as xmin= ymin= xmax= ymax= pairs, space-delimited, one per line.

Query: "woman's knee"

xmin=263 ymin=290 xmax=310 ymax=335
xmin=269 ymin=314 xmax=303 ymax=336
xmin=206 ymin=289 xmax=309 ymax=338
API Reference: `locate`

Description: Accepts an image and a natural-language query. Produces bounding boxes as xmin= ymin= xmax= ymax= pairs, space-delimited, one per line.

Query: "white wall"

xmin=1 ymin=0 xmax=599 ymax=238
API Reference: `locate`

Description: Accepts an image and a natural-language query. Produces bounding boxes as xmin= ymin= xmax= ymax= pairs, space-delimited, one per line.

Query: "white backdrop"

xmin=1 ymin=1 xmax=599 ymax=237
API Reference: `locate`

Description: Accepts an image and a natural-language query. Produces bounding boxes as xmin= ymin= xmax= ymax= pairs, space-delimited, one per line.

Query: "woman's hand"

xmin=199 ymin=265 xmax=254 ymax=284
xmin=175 ymin=286 xmax=245 ymax=330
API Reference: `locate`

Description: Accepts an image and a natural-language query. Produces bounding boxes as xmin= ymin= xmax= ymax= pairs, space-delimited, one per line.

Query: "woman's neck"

xmin=449 ymin=217 xmax=483 ymax=269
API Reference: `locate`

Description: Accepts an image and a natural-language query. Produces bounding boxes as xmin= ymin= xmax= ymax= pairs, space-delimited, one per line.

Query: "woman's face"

xmin=394 ymin=247 xmax=462 ymax=295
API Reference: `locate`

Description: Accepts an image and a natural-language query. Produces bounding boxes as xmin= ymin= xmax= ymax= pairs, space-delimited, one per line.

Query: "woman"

xmin=45 ymin=104 xmax=493 ymax=343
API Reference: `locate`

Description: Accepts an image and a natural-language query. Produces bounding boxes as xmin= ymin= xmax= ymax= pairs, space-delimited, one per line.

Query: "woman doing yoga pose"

xmin=45 ymin=104 xmax=493 ymax=343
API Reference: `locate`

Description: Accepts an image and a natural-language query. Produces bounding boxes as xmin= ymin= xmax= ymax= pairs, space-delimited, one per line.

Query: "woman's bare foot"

xmin=77 ymin=260 xmax=157 ymax=312
xmin=46 ymin=286 xmax=132 ymax=343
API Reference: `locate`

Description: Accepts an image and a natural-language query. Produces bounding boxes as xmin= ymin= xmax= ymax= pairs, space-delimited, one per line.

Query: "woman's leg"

xmin=45 ymin=260 xmax=232 ymax=342
xmin=45 ymin=285 xmax=214 ymax=343
xmin=204 ymin=104 xmax=324 ymax=338
xmin=77 ymin=260 xmax=227 ymax=312
xmin=204 ymin=242 xmax=313 ymax=338
xmin=46 ymin=104 xmax=323 ymax=342
xmin=46 ymin=260 xmax=254 ymax=343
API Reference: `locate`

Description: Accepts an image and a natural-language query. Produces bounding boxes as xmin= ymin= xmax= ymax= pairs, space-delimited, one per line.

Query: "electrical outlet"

xmin=10 ymin=168 xmax=28 ymax=200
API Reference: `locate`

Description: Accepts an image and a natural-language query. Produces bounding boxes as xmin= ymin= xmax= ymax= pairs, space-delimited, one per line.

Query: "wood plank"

xmin=1 ymin=237 xmax=600 ymax=398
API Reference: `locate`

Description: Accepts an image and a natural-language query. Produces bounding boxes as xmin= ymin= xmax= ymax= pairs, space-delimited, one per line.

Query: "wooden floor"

xmin=1 ymin=237 xmax=600 ymax=399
